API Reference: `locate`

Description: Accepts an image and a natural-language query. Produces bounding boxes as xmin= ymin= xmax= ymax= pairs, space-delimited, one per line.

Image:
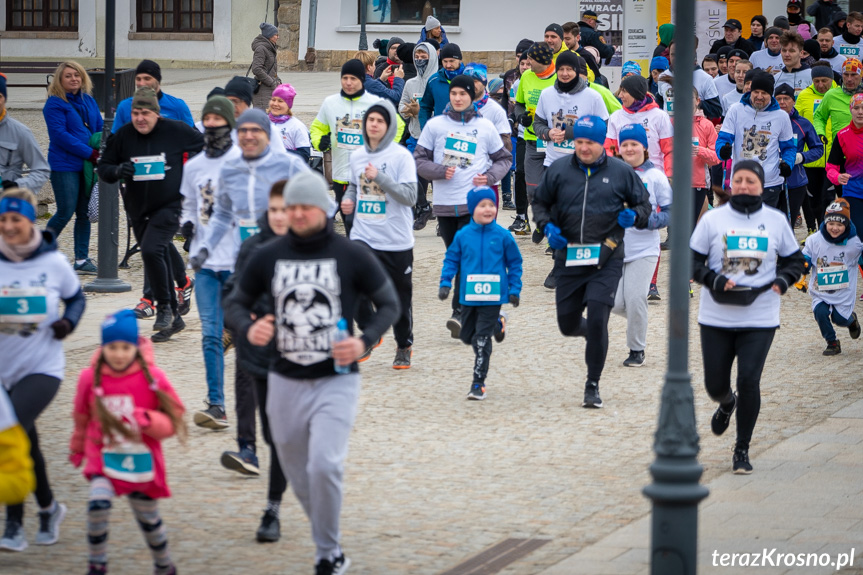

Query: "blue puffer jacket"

xmin=440 ymin=219 xmax=523 ymax=306
xmin=42 ymin=92 xmax=103 ymax=172
xmin=418 ymin=26 xmax=449 ymax=47
xmin=787 ymin=108 xmax=824 ymax=189
xmin=419 ymin=66 xmax=462 ymax=129
xmin=112 ymin=91 xmax=194 ymax=133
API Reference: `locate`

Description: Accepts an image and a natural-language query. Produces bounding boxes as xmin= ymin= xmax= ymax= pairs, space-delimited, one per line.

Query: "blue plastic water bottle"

xmin=333 ymin=318 xmax=351 ymax=375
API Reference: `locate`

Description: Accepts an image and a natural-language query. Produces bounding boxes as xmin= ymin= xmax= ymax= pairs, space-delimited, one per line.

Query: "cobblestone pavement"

xmin=4 ymin=75 xmax=863 ymax=574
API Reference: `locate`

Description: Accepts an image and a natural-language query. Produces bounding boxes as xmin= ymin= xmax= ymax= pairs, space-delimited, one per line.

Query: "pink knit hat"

xmin=271 ymin=83 xmax=296 ymax=108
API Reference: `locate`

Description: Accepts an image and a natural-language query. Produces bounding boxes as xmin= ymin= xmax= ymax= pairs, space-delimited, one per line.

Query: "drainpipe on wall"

xmin=305 ymin=0 xmax=318 ymax=70
xmin=274 ymin=0 xmax=280 ymax=26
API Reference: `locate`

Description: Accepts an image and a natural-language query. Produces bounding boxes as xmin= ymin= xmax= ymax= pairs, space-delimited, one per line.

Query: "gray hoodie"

xmin=399 ymin=42 xmax=439 ymax=140
xmin=344 ymin=99 xmax=417 ymax=207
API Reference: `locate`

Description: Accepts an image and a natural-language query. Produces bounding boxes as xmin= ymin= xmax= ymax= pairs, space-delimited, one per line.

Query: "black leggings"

xmin=356 ymin=247 xmax=413 ymax=349
xmin=700 ymin=325 xmax=776 ymax=452
xmin=514 ymin=138 xmax=528 ymax=216
xmin=803 ymin=167 xmax=828 ymax=230
xmin=142 ymin=244 xmax=187 ymax=302
xmin=252 ymin=371 xmax=288 ymax=503
xmin=332 ymin=182 xmax=354 ymax=236
xmin=6 ymin=374 xmax=61 ymax=524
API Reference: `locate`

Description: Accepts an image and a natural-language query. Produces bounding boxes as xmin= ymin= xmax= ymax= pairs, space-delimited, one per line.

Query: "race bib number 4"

xmin=357 ymin=194 xmax=386 ymax=220
xmin=725 ymin=229 xmax=769 ymax=259
xmin=816 ymin=266 xmax=850 ymax=291
xmin=102 ymin=443 xmax=155 ymax=483
xmin=132 ymin=154 xmax=166 ymax=181
xmin=565 ymin=243 xmax=601 ymax=267
xmin=336 ymin=127 xmax=363 ymax=150
xmin=0 ymin=287 xmax=48 ymax=330
xmin=465 ymin=274 xmax=501 ymax=302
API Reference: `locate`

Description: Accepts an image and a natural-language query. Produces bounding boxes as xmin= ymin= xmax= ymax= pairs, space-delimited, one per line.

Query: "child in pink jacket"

xmin=69 ymin=310 xmax=185 ymax=575
xmin=692 ymin=92 xmax=721 ymax=225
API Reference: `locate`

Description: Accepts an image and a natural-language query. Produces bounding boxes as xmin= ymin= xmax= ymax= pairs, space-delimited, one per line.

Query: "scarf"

xmin=475 ymin=93 xmax=489 ymax=109
xmin=268 ymin=112 xmax=291 ymax=124
xmin=416 ymin=59 xmax=428 ymax=76
xmin=341 ymin=86 xmax=366 ymax=99
xmin=842 ymin=83 xmax=863 ymax=96
xmin=0 ymin=227 xmax=41 ymax=263
xmin=385 ymin=58 xmax=398 ymax=88
xmin=820 ymin=221 xmax=854 ymax=244
xmin=626 ymin=96 xmax=652 ymax=113
xmin=204 ymin=125 xmax=234 ymax=158
xmin=0 ymin=108 xmax=6 ymax=124
xmin=557 ymin=76 xmax=579 ymax=93
xmin=443 ymin=63 xmax=466 ymax=81
xmin=537 ymin=63 xmax=556 ymax=80
xmin=729 ymin=194 xmax=763 ymax=215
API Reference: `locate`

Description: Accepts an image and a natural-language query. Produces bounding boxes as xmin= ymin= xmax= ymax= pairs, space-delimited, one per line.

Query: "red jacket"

xmin=692 ymin=111 xmax=721 ymax=188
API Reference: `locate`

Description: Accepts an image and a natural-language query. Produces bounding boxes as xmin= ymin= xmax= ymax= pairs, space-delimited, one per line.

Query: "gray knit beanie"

xmin=283 ymin=171 xmax=331 ymax=214
xmin=425 ymin=15 xmax=441 ymax=31
xmin=260 ymin=22 xmax=278 ymax=39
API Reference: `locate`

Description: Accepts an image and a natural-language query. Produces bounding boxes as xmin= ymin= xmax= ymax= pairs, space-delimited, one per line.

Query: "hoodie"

xmin=802 ymin=221 xmax=863 ymax=317
xmin=812 ymin=85 xmax=855 ymax=146
xmin=440 ymin=218 xmax=523 ymax=306
xmin=344 ymin=99 xmax=418 ymax=251
xmin=716 ymin=94 xmax=797 ymax=187
xmin=201 ymin=147 xmax=309 ymax=253
xmin=808 ymin=0 xmax=843 ymax=31
xmin=400 ymin=42 xmax=440 ymax=139
xmin=533 ymin=77 xmax=609 ymax=167
xmin=0 ymin=229 xmax=85 ymax=389
xmin=419 ymin=26 xmax=449 ymax=47
xmin=70 ymin=338 xmax=184 ymax=499
xmin=605 ymin=94 xmax=674 ymax=176
xmin=787 ymin=108 xmax=824 ymax=189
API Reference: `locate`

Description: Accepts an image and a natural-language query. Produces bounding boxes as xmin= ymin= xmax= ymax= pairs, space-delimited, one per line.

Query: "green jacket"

xmin=812 ymin=87 xmax=852 ymax=152
xmin=795 ymin=82 xmax=837 ymax=168
xmin=83 ymin=131 xmax=102 ymax=196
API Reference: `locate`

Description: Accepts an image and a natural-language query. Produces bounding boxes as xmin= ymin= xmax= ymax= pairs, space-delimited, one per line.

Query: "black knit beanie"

xmin=449 ymin=74 xmax=476 ymax=101
xmin=441 ymin=43 xmax=463 ymax=61
xmin=750 ymin=71 xmax=775 ymax=95
xmin=136 ymin=59 xmax=162 ymax=82
xmin=341 ymin=59 xmax=367 ymax=80
xmin=620 ymin=74 xmax=648 ymax=101
xmin=556 ymin=50 xmax=581 ymax=75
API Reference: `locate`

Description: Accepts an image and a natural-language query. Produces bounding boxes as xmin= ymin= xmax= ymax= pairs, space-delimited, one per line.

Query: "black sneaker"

xmin=582 ymin=380 xmax=603 ymax=408
xmin=467 ymin=383 xmax=486 ymax=400
xmin=711 ymin=393 xmax=736 ymax=436
xmin=413 ymin=206 xmax=433 ymax=231
xmin=494 ymin=312 xmax=507 ymax=343
xmin=659 ymin=240 xmax=670 ymax=251
xmin=134 ymin=298 xmax=155 ymax=319
xmin=357 ymin=336 xmax=383 ymax=363
xmin=545 ymin=245 xmax=553 ymax=256
xmin=435 ymin=222 xmax=441 ymax=237
xmin=393 ymin=347 xmax=412 ymax=369
xmin=732 ymin=448 xmax=753 ymax=474
xmin=176 ymin=277 xmax=194 ymax=316
xmin=193 ymin=403 xmax=229 ymax=430
xmin=256 ymin=509 xmax=280 ymax=543
xmin=315 ymin=553 xmax=351 ymax=575
xmin=648 ymin=284 xmax=661 ymax=301
xmin=151 ymin=314 xmax=185 ymax=343
xmin=74 ymin=258 xmax=98 ymax=275
xmin=502 ymin=200 xmax=517 ymax=211
xmin=623 ymin=350 xmax=645 ymax=367
xmin=446 ymin=313 xmax=461 ymax=339
xmin=543 ymin=269 xmax=557 ymax=290
xmin=153 ymin=306 xmax=173 ymax=331
xmin=823 ymin=340 xmax=841 ymax=356
xmin=220 ymin=445 xmax=260 ymax=476
xmin=508 ymin=215 xmax=530 ymax=235
xmin=87 ymin=562 xmax=107 ymax=575
xmin=849 ymin=313 xmax=861 ymax=339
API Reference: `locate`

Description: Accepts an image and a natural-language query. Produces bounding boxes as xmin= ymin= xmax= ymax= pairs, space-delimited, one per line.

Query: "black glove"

xmin=189 ymin=248 xmax=209 ymax=272
xmin=438 ymin=286 xmax=450 ymax=300
xmin=820 ymin=134 xmax=828 ymax=146
xmin=719 ymin=143 xmax=732 ymax=161
xmin=518 ymin=114 xmax=533 ymax=127
xmin=181 ymin=221 xmax=195 ymax=253
xmin=1 ymin=180 xmax=18 ymax=190
xmin=509 ymin=294 xmax=520 ymax=307
xmin=779 ymin=161 xmax=792 ymax=178
xmin=118 ymin=161 xmax=135 ymax=180
xmin=318 ymin=135 xmax=332 ymax=152
xmin=50 ymin=319 xmax=73 ymax=340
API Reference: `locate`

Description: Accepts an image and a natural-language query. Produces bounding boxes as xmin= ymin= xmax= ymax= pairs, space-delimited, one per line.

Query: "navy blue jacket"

xmin=42 ymin=92 xmax=103 ymax=172
xmin=788 ymin=108 xmax=824 ymax=189
xmin=419 ymin=67 xmax=461 ymax=129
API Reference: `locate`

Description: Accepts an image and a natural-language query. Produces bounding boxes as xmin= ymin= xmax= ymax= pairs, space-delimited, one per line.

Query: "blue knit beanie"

xmin=622 ymin=61 xmax=642 ymax=77
xmin=467 ymin=186 xmax=497 ymax=215
xmin=650 ymin=56 xmax=669 ymax=72
xmin=0 ymin=74 xmax=6 ymax=99
xmin=464 ymin=62 xmax=488 ymax=86
xmin=619 ymin=123 xmax=649 ymax=150
xmin=102 ymin=310 xmax=139 ymax=345
xmin=572 ymin=115 xmax=607 ymax=145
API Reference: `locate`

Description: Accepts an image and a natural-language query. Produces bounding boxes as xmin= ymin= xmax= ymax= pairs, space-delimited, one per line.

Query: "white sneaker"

xmin=34 ymin=502 xmax=66 ymax=545
xmin=0 ymin=520 xmax=28 ymax=552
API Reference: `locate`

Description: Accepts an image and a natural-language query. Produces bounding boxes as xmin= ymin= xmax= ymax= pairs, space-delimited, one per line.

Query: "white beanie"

xmin=284 ymin=171 xmax=331 ymax=214
xmin=425 ymin=15 xmax=441 ymax=31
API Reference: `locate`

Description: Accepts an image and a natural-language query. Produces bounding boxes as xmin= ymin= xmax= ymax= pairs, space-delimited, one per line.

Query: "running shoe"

xmin=648 ymin=284 xmax=661 ymax=301
xmin=467 ymin=383 xmax=486 ymax=401
xmin=711 ymin=393 xmax=736 ymax=436
xmin=256 ymin=510 xmax=280 ymax=543
xmin=543 ymin=269 xmax=557 ymax=290
xmin=151 ymin=314 xmax=185 ymax=343
xmin=494 ymin=312 xmax=507 ymax=343
xmin=502 ymin=200 xmax=517 ymax=211
xmin=393 ymin=347 xmax=412 ymax=369
xmin=315 ymin=554 xmax=351 ymax=575
xmin=508 ymin=215 xmax=530 ymax=235
xmin=194 ymin=403 xmax=229 ymax=430
xmin=74 ymin=258 xmax=98 ymax=275
xmin=0 ymin=520 xmax=27 ymax=552
xmin=623 ymin=350 xmax=645 ymax=367
xmin=134 ymin=298 xmax=156 ymax=319
xmin=221 ymin=445 xmax=260 ymax=476
xmin=849 ymin=313 xmax=861 ymax=339
xmin=176 ymin=276 xmax=195 ymax=316
xmin=413 ymin=206 xmax=433 ymax=231
xmin=357 ymin=336 xmax=383 ymax=363
xmin=87 ymin=562 xmax=107 ymax=575
xmin=446 ymin=313 xmax=462 ymax=339
xmin=153 ymin=307 xmax=173 ymax=331
xmin=34 ymin=502 xmax=67 ymax=545
xmin=732 ymin=448 xmax=753 ymax=475
xmin=582 ymin=380 xmax=603 ymax=408
xmin=823 ymin=340 xmax=841 ymax=356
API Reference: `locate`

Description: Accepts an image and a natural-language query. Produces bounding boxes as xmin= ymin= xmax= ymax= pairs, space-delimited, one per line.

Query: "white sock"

xmin=76 ymin=259 xmax=86 ymax=265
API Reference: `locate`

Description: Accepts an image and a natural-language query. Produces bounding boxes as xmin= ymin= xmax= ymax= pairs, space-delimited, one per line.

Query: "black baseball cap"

xmin=723 ymin=19 xmax=743 ymax=31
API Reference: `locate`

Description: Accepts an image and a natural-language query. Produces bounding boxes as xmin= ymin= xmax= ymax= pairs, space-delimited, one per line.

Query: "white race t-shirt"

xmin=272 ymin=116 xmax=311 ymax=152
xmin=607 ymin=105 xmax=674 ymax=175
xmin=477 ymin=98 xmax=512 ymax=136
xmin=749 ymin=49 xmax=784 ymax=75
xmin=690 ymin=203 xmax=799 ymax=328
xmin=535 ymin=85 xmax=609 ymax=166
xmin=0 ymin=250 xmax=81 ymax=389
xmin=180 ymin=146 xmax=243 ymax=272
xmin=348 ymin=143 xmax=418 ymax=252
xmin=834 ymin=37 xmax=863 ymax=60
xmin=714 ymin=74 xmax=738 ymax=101
xmin=775 ymin=68 xmax=813 ymax=97
xmin=802 ymin=229 xmax=863 ymax=318
xmin=658 ymin=68 xmax=719 ymax=118
xmin=720 ymin=102 xmax=794 ymax=188
xmin=722 ymin=89 xmax=744 ymax=115
xmin=416 ymin=114 xmax=503 ymax=208
xmin=624 ymin=164 xmax=672 ymax=262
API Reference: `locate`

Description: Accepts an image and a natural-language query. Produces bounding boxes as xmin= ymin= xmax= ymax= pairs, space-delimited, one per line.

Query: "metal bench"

xmin=0 ymin=61 xmax=61 ymax=89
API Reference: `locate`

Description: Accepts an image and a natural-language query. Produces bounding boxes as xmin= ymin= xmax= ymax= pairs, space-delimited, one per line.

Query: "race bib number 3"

xmin=726 ymin=229 xmax=769 ymax=259
xmin=336 ymin=127 xmax=363 ymax=150
xmin=0 ymin=287 xmax=48 ymax=325
xmin=465 ymin=274 xmax=501 ymax=302
xmin=132 ymin=154 xmax=166 ymax=181
xmin=357 ymin=194 xmax=386 ymax=220
xmin=816 ymin=266 xmax=850 ymax=291
xmin=565 ymin=243 xmax=601 ymax=267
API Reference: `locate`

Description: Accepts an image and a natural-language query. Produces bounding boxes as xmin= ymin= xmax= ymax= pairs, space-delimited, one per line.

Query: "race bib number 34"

xmin=465 ymin=274 xmax=500 ymax=302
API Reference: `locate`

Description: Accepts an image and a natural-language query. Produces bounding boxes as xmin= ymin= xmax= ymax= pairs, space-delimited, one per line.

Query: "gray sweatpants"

xmin=611 ymin=256 xmax=658 ymax=352
xmin=524 ymin=140 xmax=546 ymax=200
xmin=266 ymin=371 xmax=361 ymax=562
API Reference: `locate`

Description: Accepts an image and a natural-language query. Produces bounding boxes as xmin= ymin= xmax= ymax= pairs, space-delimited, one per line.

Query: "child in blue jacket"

xmin=439 ymin=187 xmax=523 ymax=400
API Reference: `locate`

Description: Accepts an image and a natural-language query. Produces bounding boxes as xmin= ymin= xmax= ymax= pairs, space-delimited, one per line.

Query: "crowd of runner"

xmin=1 ymin=1 xmax=862 ymax=572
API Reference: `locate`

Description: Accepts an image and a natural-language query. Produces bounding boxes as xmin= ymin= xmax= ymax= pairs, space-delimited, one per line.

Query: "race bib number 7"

xmin=132 ymin=154 xmax=166 ymax=181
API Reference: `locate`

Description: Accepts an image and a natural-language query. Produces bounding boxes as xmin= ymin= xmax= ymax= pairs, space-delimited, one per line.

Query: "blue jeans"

xmin=47 ymin=171 xmax=90 ymax=261
xmin=196 ymin=269 xmax=231 ymax=406
xmin=813 ymin=301 xmax=855 ymax=342
xmin=500 ymin=169 xmax=513 ymax=201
